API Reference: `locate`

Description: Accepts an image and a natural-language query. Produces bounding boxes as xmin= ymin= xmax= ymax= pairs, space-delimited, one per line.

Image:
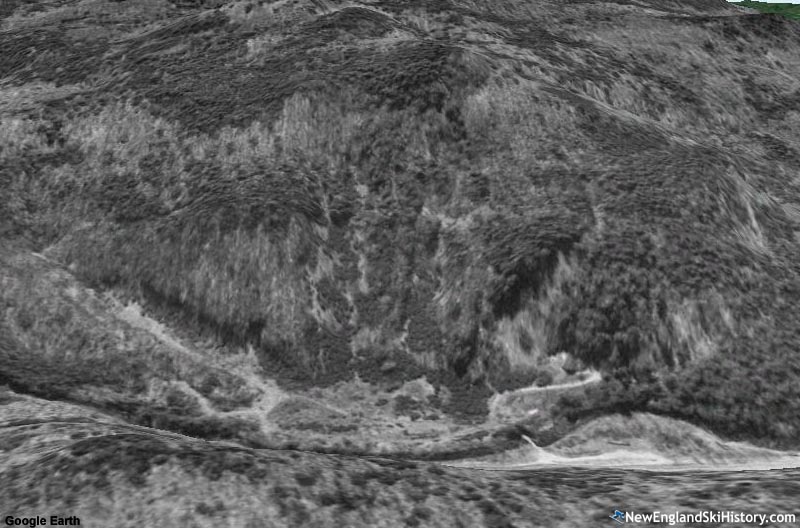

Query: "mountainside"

xmin=2 ymin=0 xmax=800 ymax=524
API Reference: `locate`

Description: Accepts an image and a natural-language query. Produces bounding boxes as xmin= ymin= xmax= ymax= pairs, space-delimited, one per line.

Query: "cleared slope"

xmin=2 ymin=393 xmax=800 ymax=527
xmin=450 ymin=413 xmax=800 ymax=470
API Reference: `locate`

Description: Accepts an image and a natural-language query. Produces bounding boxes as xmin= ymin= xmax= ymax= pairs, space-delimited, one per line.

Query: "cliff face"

xmin=2 ymin=0 xmax=800 ymax=447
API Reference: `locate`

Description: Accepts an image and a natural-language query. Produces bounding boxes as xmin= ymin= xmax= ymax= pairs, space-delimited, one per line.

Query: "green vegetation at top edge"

xmin=733 ymin=1 xmax=800 ymax=20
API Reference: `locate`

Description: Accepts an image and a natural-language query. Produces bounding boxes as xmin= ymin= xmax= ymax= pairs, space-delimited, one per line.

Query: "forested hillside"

xmin=2 ymin=0 xmax=800 ymax=456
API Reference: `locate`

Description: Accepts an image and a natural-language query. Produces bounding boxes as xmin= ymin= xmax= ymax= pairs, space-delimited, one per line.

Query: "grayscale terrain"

xmin=1 ymin=0 xmax=800 ymax=526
